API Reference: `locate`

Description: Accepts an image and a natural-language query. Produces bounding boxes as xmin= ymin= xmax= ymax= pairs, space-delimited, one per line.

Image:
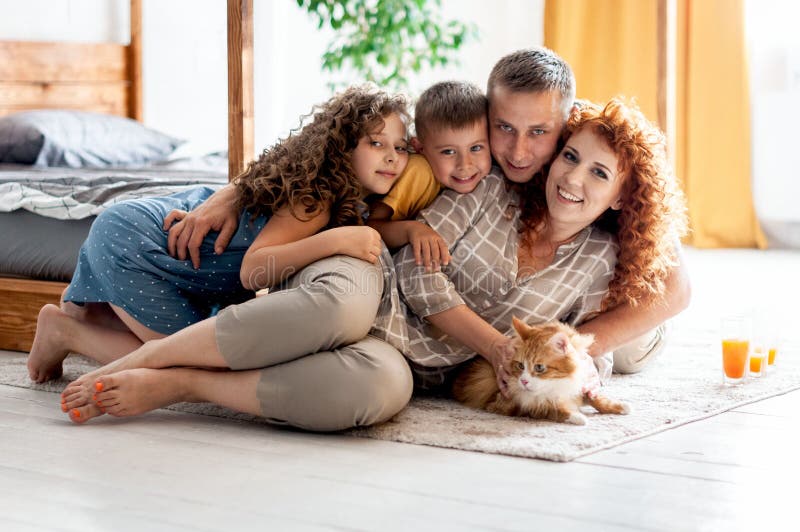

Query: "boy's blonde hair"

xmin=414 ymin=81 xmax=487 ymax=141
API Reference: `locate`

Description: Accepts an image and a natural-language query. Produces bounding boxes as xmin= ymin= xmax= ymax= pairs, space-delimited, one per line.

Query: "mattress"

xmin=0 ymin=155 xmax=229 ymax=282
xmin=0 ymin=211 xmax=93 ymax=281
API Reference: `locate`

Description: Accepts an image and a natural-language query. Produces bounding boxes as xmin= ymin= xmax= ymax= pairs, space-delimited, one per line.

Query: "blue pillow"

xmin=0 ymin=110 xmax=184 ymax=167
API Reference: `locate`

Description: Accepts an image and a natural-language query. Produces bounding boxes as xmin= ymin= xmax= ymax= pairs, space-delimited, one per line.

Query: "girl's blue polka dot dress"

xmin=64 ymin=187 xmax=267 ymax=334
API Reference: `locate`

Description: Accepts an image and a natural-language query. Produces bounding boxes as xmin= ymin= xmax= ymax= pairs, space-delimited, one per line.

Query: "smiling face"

xmin=545 ymin=127 xmax=625 ymax=235
xmin=351 ymin=112 xmax=409 ymax=196
xmin=487 ymin=85 xmax=566 ymax=184
xmin=417 ymin=118 xmax=491 ymax=194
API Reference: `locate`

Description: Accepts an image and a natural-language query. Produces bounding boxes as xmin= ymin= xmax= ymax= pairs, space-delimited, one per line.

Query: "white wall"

xmin=0 ymin=0 xmax=128 ymax=42
xmin=0 ymin=0 xmax=544 ymax=155
xmin=746 ymin=0 xmax=800 ymax=247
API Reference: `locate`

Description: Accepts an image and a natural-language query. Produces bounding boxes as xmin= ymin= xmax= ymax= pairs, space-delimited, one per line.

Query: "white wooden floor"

xmin=1 ymin=248 xmax=798 ymax=532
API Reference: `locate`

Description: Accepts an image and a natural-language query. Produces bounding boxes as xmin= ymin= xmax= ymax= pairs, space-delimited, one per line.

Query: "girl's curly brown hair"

xmin=518 ymin=98 xmax=688 ymax=310
xmin=234 ymin=85 xmax=408 ymax=226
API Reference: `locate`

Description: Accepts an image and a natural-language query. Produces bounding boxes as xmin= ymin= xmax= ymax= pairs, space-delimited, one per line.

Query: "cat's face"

xmin=508 ymin=318 xmax=594 ymax=393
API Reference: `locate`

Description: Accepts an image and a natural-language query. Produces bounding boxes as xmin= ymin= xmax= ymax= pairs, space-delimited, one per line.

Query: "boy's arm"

xmin=426 ymin=305 xmax=516 ymax=396
xmin=368 ymin=202 xmax=450 ymax=270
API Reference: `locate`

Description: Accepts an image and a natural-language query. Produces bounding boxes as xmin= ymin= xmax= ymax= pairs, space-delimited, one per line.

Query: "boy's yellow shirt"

xmin=381 ymin=154 xmax=442 ymax=221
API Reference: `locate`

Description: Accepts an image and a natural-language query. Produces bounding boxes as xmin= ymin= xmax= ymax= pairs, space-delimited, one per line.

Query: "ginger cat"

xmin=452 ymin=317 xmax=630 ymax=425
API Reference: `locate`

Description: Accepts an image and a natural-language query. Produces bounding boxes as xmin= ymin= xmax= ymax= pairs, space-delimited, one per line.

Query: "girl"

xmin=29 ymin=85 xmax=412 ymax=419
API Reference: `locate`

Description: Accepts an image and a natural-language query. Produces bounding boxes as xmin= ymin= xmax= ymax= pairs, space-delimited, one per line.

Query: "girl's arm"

xmin=240 ymin=206 xmax=383 ymax=291
xmin=367 ymin=202 xmax=409 ymax=248
xmin=368 ymin=212 xmax=451 ymax=271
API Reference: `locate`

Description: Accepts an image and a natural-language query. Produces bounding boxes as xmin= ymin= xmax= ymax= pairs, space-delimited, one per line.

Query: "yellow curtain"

xmin=544 ymin=0 xmax=766 ymax=248
xmin=675 ymin=0 xmax=765 ymax=247
xmin=544 ymin=0 xmax=659 ymax=123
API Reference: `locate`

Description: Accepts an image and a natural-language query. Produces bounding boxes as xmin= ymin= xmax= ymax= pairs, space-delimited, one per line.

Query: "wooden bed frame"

xmin=0 ymin=0 xmax=254 ymax=352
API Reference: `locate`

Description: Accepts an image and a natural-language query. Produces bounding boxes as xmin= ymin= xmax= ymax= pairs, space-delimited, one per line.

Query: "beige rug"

xmin=2 ymin=248 xmax=798 ymax=462
xmin=1 ymin=324 xmax=797 ymax=462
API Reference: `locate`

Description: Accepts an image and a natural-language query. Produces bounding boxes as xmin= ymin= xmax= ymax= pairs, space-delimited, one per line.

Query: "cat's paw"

xmin=566 ymin=412 xmax=587 ymax=425
xmin=618 ymin=403 xmax=631 ymax=415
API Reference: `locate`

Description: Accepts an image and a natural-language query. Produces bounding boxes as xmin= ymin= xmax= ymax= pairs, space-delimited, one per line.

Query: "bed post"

xmin=227 ymin=0 xmax=254 ymax=181
xmin=128 ymin=0 xmax=143 ymax=121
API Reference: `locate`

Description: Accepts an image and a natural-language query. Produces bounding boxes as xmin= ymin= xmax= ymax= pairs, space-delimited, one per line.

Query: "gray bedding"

xmin=0 ymin=157 xmax=229 ymax=281
xmin=0 ymin=158 xmax=228 ymax=220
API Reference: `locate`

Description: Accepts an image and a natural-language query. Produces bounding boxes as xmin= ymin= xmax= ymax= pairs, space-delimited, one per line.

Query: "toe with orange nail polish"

xmin=95 ymin=382 xmax=104 ymax=392
xmin=61 ymin=404 xmax=68 ymax=412
xmin=71 ymin=409 xmax=81 ymax=418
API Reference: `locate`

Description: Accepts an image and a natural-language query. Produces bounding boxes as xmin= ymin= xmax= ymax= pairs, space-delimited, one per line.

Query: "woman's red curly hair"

xmin=519 ymin=98 xmax=688 ymax=310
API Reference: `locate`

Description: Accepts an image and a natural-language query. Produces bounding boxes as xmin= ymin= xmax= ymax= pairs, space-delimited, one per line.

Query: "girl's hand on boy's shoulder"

xmin=407 ymin=222 xmax=450 ymax=272
xmin=327 ymin=226 xmax=383 ymax=264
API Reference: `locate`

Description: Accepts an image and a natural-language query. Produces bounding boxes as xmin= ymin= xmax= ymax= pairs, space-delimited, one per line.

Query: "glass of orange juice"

xmin=766 ymin=325 xmax=780 ymax=367
xmin=749 ymin=346 xmax=767 ymax=377
xmin=768 ymin=345 xmax=778 ymax=366
xmin=754 ymin=318 xmax=780 ymax=371
xmin=721 ymin=316 xmax=751 ymax=384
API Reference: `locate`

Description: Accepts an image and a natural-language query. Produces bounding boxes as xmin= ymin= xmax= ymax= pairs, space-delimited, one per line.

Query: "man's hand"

xmin=163 ymin=185 xmax=240 ymax=269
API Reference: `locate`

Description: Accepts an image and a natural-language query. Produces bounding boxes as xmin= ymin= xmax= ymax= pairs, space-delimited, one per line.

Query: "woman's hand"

xmin=327 ymin=226 xmax=383 ymax=264
xmin=487 ymin=336 xmax=518 ymax=398
xmin=163 ymin=185 xmax=240 ymax=269
xmin=407 ymin=222 xmax=451 ymax=272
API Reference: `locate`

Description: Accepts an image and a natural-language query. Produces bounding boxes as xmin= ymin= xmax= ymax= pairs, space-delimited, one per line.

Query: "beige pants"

xmin=215 ymin=255 xmax=413 ymax=432
xmin=612 ymin=323 xmax=669 ymax=374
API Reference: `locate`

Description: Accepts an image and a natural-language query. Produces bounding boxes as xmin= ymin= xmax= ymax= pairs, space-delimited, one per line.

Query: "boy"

xmin=368 ymin=81 xmax=491 ymax=271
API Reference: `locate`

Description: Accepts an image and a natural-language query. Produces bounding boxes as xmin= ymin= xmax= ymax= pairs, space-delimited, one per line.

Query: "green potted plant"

xmin=297 ymin=0 xmax=477 ymax=89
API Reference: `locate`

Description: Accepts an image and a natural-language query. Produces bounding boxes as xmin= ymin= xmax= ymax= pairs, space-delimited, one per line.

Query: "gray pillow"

xmin=0 ymin=110 xmax=184 ymax=167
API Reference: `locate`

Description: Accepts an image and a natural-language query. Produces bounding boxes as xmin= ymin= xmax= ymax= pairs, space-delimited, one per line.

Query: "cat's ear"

xmin=548 ymin=332 xmax=571 ymax=355
xmin=512 ymin=316 xmax=532 ymax=339
xmin=572 ymin=333 xmax=595 ymax=354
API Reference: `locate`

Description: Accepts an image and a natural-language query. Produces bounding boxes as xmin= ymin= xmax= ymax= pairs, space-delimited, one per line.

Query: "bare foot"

xmin=59 ymin=337 xmax=160 ymax=410
xmin=27 ymin=304 xmax=72 ymax=383
xmin=61 ymin=378 xmax=97 ymax=412
xmin=66 ymin=402 xmax=106 ymax=424
xmin=91 ymin=369 xmax=190 ymax=418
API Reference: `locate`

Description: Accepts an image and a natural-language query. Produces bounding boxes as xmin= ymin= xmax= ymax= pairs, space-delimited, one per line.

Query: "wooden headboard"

xmin=0 ymin=0 xmax=141 ymax=120
xmin=0 ymin=0 xmax=254 ymax=353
